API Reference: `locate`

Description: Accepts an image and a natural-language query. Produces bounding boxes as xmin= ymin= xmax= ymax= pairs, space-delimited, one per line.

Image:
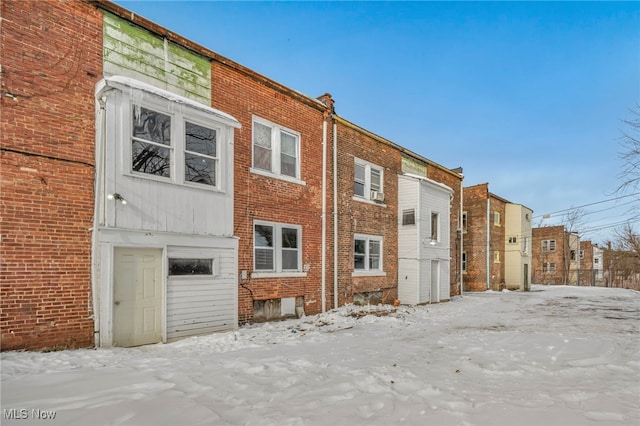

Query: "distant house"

xmin=462 ymin=183 xmax=532 ymax=291
xmin=531 ymin=226 xmax=580 ymax=285
xmin=504 ymin=203 xmax=533 ymax=291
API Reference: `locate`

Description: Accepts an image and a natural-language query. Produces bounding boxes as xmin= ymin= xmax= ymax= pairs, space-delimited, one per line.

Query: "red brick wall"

xmin=427 ymin=166 xmax=463 ymax=296
xmin=335 ymin=121 xmax=399 ymax=306
xmin=1 ymin=0 xmax=102 ymax=350
xmin=489 ymin=194 xmax=506 ymax=289
xmin=532 ymin=226 xmax=567 ymax=284
xmin=463 ymin=184 xmax=489 ymax=291
xmin=462 ymin=184 xmax=508 ymax=291
xmin=210 ymin=62 xmax=333 ymax=323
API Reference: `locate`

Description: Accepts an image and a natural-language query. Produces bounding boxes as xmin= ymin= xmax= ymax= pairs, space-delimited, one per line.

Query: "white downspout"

xmin=333 ymin=120 xmax=338 ymax=310
xmin=459 ymin=175 xmax=464 ymax=295
xmin=321 ymin=119 xmax=327 ymax=312
xmin=486 ymin=197 xmax=491 ymax=290
xmin=92 ymin=85 xmax=111 ymax=347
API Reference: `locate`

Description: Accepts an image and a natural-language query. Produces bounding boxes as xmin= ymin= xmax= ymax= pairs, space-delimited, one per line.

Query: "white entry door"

xmin=430 ymin=260 xmax=440 ymax=303
xmin=113 ymin=248 xmax=163 ymax=347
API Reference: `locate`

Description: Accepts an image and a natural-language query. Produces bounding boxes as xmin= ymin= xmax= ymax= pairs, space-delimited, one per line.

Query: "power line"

xmin=532 ymin=192 xmax=640 ymax=219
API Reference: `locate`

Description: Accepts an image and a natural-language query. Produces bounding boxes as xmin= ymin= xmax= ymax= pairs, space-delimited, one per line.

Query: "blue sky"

xmin=115 ymin=1 xmax=639 ymax=244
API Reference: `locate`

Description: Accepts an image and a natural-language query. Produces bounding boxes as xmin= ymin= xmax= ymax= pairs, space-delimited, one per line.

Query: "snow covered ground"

xmin=2 ymin=284 xmax=639 ymax=426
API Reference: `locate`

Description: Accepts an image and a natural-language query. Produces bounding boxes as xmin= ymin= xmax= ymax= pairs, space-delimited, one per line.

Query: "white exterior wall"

xmin=93 ymin=77 xmax=240 ymax=347
xmin=398 ymin=174 xmax=452 ymax=305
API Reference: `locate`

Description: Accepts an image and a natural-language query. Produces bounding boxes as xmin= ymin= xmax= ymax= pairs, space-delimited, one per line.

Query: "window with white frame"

xmin=462 ymin=211 xmax=468 ymax=233
xmin=354 ymin=234 xmax=383 ymax=272
xmin=402 ymin=209 xmax=416 ymax=226
xmin=252 ymin=117 xmax=300 ymax=180
xmin=522 ymin=237 xmax=529 ymax=254
xmin=542 ymin=239 xmax=556 ymax=252
xmin=543 ymin=262 xmax=556 ymax=273
xmin=354 ymin=159 xmax=384 ymax=202
xmin=130 ymin=104 xmax=221 ymax=188
xmin=494 ymin=251 xmax=500 ymax=263
xmin=494 ymin=211 xmax=501 ymax=226
xmin=508 ymin=236 xmax=517 ymax=244
xmin=462 ymin=251 xmax=467 ymax=272
xmin=430 ymin=212 xmax=439 ymax=242
xmin=254 ymin=221 xmax=301 ymax=272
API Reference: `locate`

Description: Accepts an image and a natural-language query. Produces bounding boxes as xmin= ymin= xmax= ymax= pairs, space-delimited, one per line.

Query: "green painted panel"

xmin=102 ymin=12 xmax=211 ymax=104
xmin=402 ymin=156 xmax=427 ymax=176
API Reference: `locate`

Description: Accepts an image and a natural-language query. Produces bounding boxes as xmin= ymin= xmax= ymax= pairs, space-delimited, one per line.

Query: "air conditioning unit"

xmin=370 ymin=191 xmax=385 ymax=202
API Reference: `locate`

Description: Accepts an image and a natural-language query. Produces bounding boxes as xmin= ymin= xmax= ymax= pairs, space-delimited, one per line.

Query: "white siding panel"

xmin=166 ymin=248 xmax=236 ymax=342
xmin=398 ymin=258 xmax=418 ymax=305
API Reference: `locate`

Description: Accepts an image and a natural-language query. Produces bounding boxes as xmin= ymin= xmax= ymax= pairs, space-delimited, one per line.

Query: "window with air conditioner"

xmin=354 ymin=158 xmax=384 ymax=203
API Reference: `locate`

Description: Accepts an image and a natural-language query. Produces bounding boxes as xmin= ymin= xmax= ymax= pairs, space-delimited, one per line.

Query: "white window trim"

xmin=401 ymin=208 xmax=416 ymax=226
xmin=430 ymin=211 xmax=440 ymax=243
xmin=252 ymin=220 xmax=306 ymax=278
xmin=352 ymin=233 xmax=385 ymax=277
xmin=251 ymin=116 xmax=305 ymax=185
xmin=121 ymin=95 xmax=227 ymax=192
xmin=542 ymin=239 xmax=557 ymax=252
xmin=353 ymin=158 xmax=385 ymax=205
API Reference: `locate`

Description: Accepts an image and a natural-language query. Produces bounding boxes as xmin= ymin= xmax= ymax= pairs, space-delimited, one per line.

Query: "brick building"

xmin=1 ymin=0 xmax=464 ymax=350
xmin=1 ymin=0 xmax=103 ymax=350
xmin=531 ymin=225 xmax=580 ymax=285
xmin=462 ymin=184 xmax=507 ymax=291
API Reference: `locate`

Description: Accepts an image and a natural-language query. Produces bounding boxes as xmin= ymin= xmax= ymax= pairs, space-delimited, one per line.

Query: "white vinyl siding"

xmin=166 ymin=247 xmax=236 ymax=342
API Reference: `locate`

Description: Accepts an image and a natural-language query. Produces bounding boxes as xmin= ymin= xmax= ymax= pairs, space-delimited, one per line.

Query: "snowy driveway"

xmin=2 ymin=285 xmax=639 ymax=425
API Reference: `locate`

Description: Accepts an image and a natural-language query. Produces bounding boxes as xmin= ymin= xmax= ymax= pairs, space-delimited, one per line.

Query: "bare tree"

xmin=616 ymin=104 xmax=640 ymax=195
xmin=562 ymin=207 xmax=586 ymax=233
xmin=614 ymin=222 xmax=640 ymax=255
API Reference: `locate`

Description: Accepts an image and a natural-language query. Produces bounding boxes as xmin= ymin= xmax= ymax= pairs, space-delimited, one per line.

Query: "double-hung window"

xmin=354 ymin=158 xmax=384 ymax=203
xmin=542 ymin=239 xmax=556 ymax=252
xmin=252 ymin=117 xmax=301 ymax=181
xmin=354 ymin=234 xmax=383 ymax=274
xmin=254 ymin=221 xmax=302 ymax=274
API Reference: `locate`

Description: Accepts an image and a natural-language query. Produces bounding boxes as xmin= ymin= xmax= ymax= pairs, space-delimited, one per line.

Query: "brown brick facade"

xmin=2 ymin=0 xmax=467 ymax=349
xmin=462 ymin=184 xmax=506 ymax=291
xmin=1 ymin=0 xmax=103 ymax=350
xmin=334 ymin=119 xmax=400 ymax=306
xmin=210 ymin=62 xmax=333 ymax=323
xmin=532 ymin=225 xmax=574 ymax=285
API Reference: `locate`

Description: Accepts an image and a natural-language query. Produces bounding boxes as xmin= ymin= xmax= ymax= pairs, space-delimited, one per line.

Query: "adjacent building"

xmin=531 ymin=225 xmax=580 ymax=285
xmin=462 ymin=184 xmax=532 ymax=291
